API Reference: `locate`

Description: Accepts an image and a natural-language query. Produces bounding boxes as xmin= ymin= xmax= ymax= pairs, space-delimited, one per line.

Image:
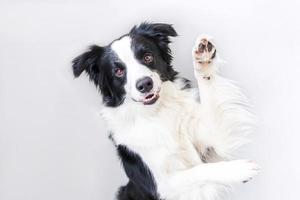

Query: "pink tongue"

xmin=145 ymin=94 xmax=154 ymax=99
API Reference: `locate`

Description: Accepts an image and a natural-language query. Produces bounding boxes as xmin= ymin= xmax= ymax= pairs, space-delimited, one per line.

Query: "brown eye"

xmin=114 ymin=68 xmax=124 ymax=77
xmin=143 ymin=53 xmax=154 ymax=64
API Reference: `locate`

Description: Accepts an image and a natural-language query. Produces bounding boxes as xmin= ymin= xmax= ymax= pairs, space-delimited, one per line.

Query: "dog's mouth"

xmin=131 ymin=89 xmax=161 ymax=105
xmin=143 ymin=92 xmax=160 ymax=105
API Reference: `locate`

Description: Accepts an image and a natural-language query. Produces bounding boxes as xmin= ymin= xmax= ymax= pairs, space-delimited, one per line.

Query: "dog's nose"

xmin=136 ymin=76 xmax=153 ymax=93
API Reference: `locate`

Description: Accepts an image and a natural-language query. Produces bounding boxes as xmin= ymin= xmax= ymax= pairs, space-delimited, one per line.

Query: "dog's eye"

xmin=143 ymin=53 xmax=154 ymax=64
xmin=114 ymin=68 xmax=125 ymax=77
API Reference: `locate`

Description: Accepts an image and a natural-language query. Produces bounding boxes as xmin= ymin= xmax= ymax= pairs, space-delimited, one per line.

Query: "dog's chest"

xmin=111 ymin=107 xmax=202 ymax=179
xmin=111 ymin=114 xmax=206 ymax=200
xmin=112 ymin=117 xmax=180 ymax=170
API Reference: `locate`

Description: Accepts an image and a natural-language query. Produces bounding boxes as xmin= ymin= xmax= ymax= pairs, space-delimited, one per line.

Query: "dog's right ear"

xmin=72 ymin=45 xmax=104 ymax=78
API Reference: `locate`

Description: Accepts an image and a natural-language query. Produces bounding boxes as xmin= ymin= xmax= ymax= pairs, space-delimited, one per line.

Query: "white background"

xmin=1 ymin=0 xmax=299 ymax=199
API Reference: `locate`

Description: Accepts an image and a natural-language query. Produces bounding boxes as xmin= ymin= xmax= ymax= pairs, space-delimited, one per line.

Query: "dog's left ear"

xmin=130 ymin=22 xmax=178 ymax=65
xmin=72 ymin=45 xmax=104 ymax=79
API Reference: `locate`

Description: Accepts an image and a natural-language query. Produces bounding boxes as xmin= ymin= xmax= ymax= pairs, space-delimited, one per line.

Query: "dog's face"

xmin=72 ymin=23 xmax=178 ymax=107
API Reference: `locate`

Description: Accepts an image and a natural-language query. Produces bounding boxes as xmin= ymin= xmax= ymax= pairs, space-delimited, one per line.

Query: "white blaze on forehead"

xmin=111 ymin=36 xmax=135 ymax=64
xmin=110 ymin=36 xmax=153 ymax=82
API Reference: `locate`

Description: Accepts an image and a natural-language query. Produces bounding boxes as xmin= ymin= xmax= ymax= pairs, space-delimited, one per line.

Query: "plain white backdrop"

xmin=0 ymin=0 xmax=299 ymax=199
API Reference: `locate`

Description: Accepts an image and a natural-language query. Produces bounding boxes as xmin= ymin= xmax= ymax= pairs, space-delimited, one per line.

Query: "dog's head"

xmin=72 ymin=22 xmax=178 ymax=107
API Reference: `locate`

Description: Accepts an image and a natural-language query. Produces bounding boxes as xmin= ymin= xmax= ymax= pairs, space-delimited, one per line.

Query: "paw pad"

xmin=194 ymin=38 xmax=216 ymax=64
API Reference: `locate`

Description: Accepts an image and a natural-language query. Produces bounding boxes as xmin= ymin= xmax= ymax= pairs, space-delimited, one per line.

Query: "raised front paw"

xmin=193 ymin=36 xmax=216 ymax=65
xmin=193 ymin=36 xmax=218 ymax=79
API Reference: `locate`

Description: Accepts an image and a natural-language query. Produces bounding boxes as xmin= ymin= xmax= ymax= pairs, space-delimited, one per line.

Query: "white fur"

xmin=100 ymin=36 xmax=259 ymax=200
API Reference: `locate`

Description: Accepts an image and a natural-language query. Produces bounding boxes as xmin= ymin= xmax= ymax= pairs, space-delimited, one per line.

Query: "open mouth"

xmin=143 ymin=92 xmax=160 ymax=105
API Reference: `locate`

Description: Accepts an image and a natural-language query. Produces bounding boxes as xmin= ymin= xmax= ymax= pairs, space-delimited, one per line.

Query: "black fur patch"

xmin=130 ymin=22 xmax=178 ymax=81
xmin=72 ymin=46 xmax=126 ymax=107
xmin=117 ymin=145 xmax=160 ymax=200
xmin=180 ymin=77 xmax=192 ymax=90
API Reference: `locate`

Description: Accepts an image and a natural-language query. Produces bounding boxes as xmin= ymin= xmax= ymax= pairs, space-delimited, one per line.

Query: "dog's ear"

xmin=130 ymin=22 xmax=177 ymax=39
xmin=72 ymin=45 xmax=104 ymax=78
xmin=72 ymin=46 xmax=123 ymax=106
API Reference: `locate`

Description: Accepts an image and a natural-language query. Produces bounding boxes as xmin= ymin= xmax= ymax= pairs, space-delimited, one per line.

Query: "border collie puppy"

xmin=72 ymin=22 xmax=259 ymax=200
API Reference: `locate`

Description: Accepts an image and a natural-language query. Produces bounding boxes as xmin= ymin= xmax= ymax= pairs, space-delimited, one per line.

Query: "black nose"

xmin=136 ymin=76 xmax=153 ymax=93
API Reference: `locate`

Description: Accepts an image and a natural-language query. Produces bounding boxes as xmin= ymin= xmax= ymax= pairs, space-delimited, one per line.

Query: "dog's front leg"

xmin=161 ymin=160 xmax=259 ymax=198
xmin=192 ymin=36 xmax=255 ymax=158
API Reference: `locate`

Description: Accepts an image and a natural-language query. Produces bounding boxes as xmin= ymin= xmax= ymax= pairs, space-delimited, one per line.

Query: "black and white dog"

xmin=72 ymin=22 xmax=259 ymax=200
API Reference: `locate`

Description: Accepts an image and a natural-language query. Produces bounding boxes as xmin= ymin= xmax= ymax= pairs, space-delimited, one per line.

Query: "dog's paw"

xmin=193 ymin=36 xmax=216 ymax=65
xmin=220 ymin=160 xmax=260 ymax=184
xmin=193 ymin=36 xmax=217 ymax=78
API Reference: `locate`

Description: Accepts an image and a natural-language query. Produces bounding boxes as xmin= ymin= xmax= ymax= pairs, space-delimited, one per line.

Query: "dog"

xmin=72 ymin=22 xmax=259 ymax=200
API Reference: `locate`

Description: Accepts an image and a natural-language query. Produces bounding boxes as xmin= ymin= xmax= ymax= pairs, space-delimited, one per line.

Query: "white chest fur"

xmin=101 ymin=81 xmax=203 ymax=183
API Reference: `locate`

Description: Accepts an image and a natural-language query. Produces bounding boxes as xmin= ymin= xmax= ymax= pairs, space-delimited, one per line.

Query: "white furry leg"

xmin=191 ymin=36 xmax=256 ymax=158
xmin=162 ymin=160 xmax=259 ymax=199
